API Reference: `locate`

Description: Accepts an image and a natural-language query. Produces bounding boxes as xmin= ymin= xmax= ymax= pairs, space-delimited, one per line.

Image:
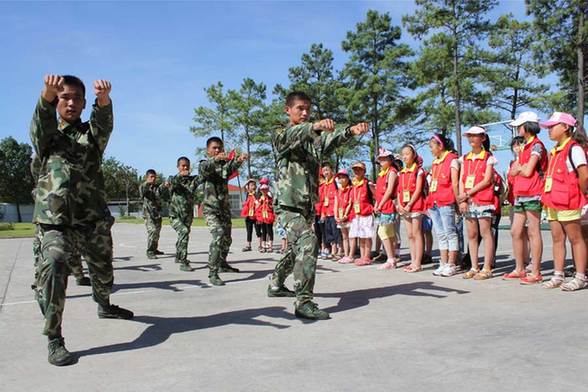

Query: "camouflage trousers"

xmin=170 ymin=215 xmax=192 ymax=264
xmin=270 ymin=208 xmax=318 ymax=306
xmin=204 ymin=209 xmax=232 ymax=275
xmin=33 ymin=217 xmax=115 ymax=338
xmin=145 ymin=215 xmax=162 ymax=256
xmin=33 ymin=224 xmax=85 ymax=281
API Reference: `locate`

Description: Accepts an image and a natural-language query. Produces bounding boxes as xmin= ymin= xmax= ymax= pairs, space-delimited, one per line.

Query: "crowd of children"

xmin=241 ymin=111 xmax=588 ymax=291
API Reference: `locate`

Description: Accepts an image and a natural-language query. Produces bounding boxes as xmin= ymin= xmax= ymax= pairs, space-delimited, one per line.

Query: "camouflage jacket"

xmin=168 ymin=174 xmax=199 ymax=220
xmin=29 ymin=97 xmax=113 ymax=226
xmin=273 ymin=123 xmax=352 ymax=212
xmin=139 ymin=181 xmax=168 ymax=220
xmin=198 ymin=157 xmax=242 ymax=214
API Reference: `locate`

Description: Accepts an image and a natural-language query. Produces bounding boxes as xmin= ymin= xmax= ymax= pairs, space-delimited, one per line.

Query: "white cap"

xmin=509 ymin=111 xmax=540 ymax=127
xmin=462 ymin=126 xmax=486 ymax=136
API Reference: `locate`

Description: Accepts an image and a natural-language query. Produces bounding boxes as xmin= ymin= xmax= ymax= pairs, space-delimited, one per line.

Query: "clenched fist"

xmin=312 ymin=119 xmax=335 ymax=133
xmin=94 ymin=80 xmax=112 ymax=107
xmin=42 ymin=75 xmax=64 ymax=102
xmin=237 ymin=153 xmax=249 ymax=163
xmin=350 ymin=122 xmax=369 ymax=136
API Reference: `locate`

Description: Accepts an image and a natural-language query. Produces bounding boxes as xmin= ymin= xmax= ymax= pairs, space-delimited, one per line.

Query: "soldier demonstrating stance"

xmin=199 ymin=137 xmax=248 ymax=286
xmin=139 ymin=169 xmax=168 ymax=259
xmin=30 ymin=75 xmax=133 ymax=366
xmin=268 ymin=91 xmax=369 ymax=320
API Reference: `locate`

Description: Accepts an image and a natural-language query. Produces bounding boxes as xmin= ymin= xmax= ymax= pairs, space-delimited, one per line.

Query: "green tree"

xmin=228 ymin=78 xmax=267 ymax=178
xmin=341 ymin=10 xmax=413 ymax=179
xmin=191 ymin=82 xmax=236 ymax=155
xmin=0 ymin=137 xmax=34 ymax=222
xmin=403 ymin=0 xmax=499 ymax=154
xmin=526 ymin=0 xmax=587 ymax=127
xmin=255 ymin=95 xmax=286 ymax=180
xmin=101 ymin=157 xmax=140 ymax=216
xmin=485 ymin=14 xmax=550 ymax=119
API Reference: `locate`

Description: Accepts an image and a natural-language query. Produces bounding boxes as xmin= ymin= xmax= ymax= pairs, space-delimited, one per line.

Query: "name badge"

xmin=544 ymin=177 xmax=553 ymax=193
xmin=263 ymin=210 xmax=268 ymax=219
xmin=338 ymin=207 xmax=344 ymax=218
xmin=402 ymin=190 xmax=410 ymax=203
xmin=324 ymin=197 xmax=329 ymax=207
xmin=354 ymin=203 xmax=361 ymax=214
xmin=248 ymin=208 xmax=254 ymax=216
xmin=430 ymin=180 xmax=438 ymax=193
xmin=465 ymin=175 xmax=475 ymax=189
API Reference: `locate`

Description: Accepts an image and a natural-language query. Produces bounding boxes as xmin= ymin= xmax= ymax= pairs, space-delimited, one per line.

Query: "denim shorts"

xmin=379 ymin=213 xmax=397 ymax=225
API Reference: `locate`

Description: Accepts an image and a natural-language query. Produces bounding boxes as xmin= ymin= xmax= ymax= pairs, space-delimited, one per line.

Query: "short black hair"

xmin=510 ymin=136 xmax=525 ymax=150
xmin=286 ymin=91 xmax=311 ymax=107
xmin=521 ymin=122 xmax=540 ymax=136
xmin=206 ymin=137 xmax=223 ymax=147
xmin=62 ymin=75 xmax=85 ymax=96
xmin=177 ymin=156 xmax=190 ymax=166
xmin=145 ymin=169 xmax=156 ymax=176
xmin=321 ymin=162 xmax=333 ymax=169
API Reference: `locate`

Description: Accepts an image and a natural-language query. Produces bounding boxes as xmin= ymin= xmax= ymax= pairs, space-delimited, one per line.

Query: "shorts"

xmin=464 ymin=203 xmax=494 ymax=219
xmin=421 ymin=215 xmax=432 ymax=231
xmin=513 ymin=197 xmax=542 ymax=213
xmin=401 ymin=211 xmax=423 ymax=219
xmin=337 ymin=222 xmax=351 ymax=229
xmin=379 ymin=213 xmax=397 ymax=225
xmin=546 ymin=207 xmax=582 ymax=222
xmin=323 ymin=216 xmax=339 ymax=245
xmin=349 ymin=215 xmax=374 ymax=239
xmin=276 ymin=224 xmax=287 ymax=239
xmin=581 ymin=204 xmax=588 ymax=226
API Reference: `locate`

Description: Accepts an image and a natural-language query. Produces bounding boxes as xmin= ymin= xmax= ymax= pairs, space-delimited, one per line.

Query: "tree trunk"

xmin=453 ymin=40 xmax=463 ymax=156
xmin=372 ymin=97 xmax=379 ymax=181
xmin=577 ymin=3 xmax=585 ymax=128
xmin=245 ymin=127 xmax=252 ymax=178
xmin=511 ymin=64 xmax=521 ymax=120
xmin=125 ymin=184 xmax=130 ymax=217
xmin=16 ymin=201 xmax=22 ymax=222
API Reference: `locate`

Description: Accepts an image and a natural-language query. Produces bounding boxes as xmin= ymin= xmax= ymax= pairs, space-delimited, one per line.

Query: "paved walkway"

xmin=1 ymin=223 xmax=586 ymax=391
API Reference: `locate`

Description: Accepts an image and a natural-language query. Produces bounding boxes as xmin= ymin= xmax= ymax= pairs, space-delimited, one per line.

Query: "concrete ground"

xmin=0 ymin=223 xmax=587 ymax=392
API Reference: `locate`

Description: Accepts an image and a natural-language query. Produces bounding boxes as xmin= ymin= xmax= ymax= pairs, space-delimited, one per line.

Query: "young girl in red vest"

xmin=397 ymin=144 xmax=426 ymax=273
xmin=540 ymin=112 xmax=588 ymax=291
xmin=457 ymin=126 xmax=497 ymax=280
xmin=348 ymin=161 xmax=374 ymax=266
xmin=427 ymin=134 xmax=460 ymax=277
xmin=334 ymin=169 xmax=353 ymax=263
xmin=256 ymin=184 xmax=275 ymax=253
xmin=320 ymin=163 xmax=340 ymax=260
xmin=504 ymin=112 xmax=547 ymax=284
xmin=315 ymin=173 xmax=326 ymax=258
xmin=240 ymin=179 xmax=260 ymax=252
xmin=374 ymin=148 xmax=400 ymax=269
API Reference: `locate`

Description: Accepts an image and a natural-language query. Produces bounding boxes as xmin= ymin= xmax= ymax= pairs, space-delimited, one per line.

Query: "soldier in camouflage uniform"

xmin=168 ymin=157 xmax=200 ymax=271
xmin=30 ymin=75 xmax=133 ymax=366
xmin=268 ymin=91 xmax=369 ymax=320
xmin=139 ymin=169 xmax=168 ymax=259
xmin=199 ymin=137 xmax=248 ymax=286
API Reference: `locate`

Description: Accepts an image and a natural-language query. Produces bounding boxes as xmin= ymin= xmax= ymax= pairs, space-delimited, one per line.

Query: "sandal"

xmin=463 ymin=269 xmax=479 ymax=279
xmin=561 ymin=276 xmax=588 ymax=291
xmin=542 ymin=276 xmax=564 ymax=289
xmin=403 ymin=264 xmax=422 ymax=273
xmin=377 ymin=260 xmax=397 ymax=270
xmin=502 ymin=270 xmax=526 ymax=280
xmin=473 ymin=270 xmax=493 ymax=280
xmin=242 ymin=246 xmax=252 ymax=252
xmin=355 ymin=258 xmax=373 ymax=266
xmin=520 ymin=274 xmax=543 ymax=285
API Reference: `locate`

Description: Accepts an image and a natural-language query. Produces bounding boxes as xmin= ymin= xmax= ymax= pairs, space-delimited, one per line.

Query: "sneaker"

xmin=294 ymin=301 xmax=330 ymax=320
xmin=219 ymin=264 xmax=240 ymax=273
xmin=561 ymin=275 xmax=588 ymax=291
xmin=147 ymin=253 xmax=158 ymax=260
xmin=441 ymin=264 xmax=457 ymax=277
xmin=209 ymin=274 xmax=225 ymax=286
xmin=154 ymin=250 xmax=165 ymax=255
xmin=179 ymin=263 xmax=194 ymax=272
xmin=324 ymin=252 xmax=332 ymax=260
xmin=98 ymin=304 xmax=134 ymax=319
xmin=48 ymin=337 xmax=75 ymax=366
xmin=75 ymin=276 xmax=91 ymax=286
xmin=354 ymin=258 xmax=372 ymax=266
xmin=241 ymin=246 xmax=252 ymax=252
xmin=267 ymin=284 xmax=296 ymax=297
xmin=432 ymin=263 xmax=446 ymax=276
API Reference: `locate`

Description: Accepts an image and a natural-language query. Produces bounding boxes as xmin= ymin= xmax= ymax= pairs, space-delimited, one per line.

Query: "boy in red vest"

xmin=347 ymin=162 xmax=374 ymax=266
xmin=319 ymin=163 xmax=340 ymax=259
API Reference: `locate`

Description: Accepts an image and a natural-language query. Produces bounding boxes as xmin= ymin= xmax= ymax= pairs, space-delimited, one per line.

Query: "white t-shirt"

xmin=457 ymin=154 xmax=498 ymax=167
xmin=566 ymin=145 xmax=587 ymax=172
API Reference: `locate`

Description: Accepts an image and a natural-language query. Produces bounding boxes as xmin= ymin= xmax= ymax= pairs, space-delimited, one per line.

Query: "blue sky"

xmin=0 ymin=0 xmax=542 ymax=177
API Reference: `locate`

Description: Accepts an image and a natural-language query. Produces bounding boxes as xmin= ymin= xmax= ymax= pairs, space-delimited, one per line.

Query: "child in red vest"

xmin=334 ymin=169 xmax=353 ymax=263
xmin=241 ymin=179 xmax=261 ymax=251
xmin=457 ymin=126 xmax=498 ymax=280
xmin=504 ymin=112 xmax=547 ymax=284
xmin=256 ymin=184 xmax=275 ymax=252
xmin=320 ymin=163 xmax=340 ymax=259
xmin=315 ymin=173 xmax=326 ymax=257
xmin=348 ymin=161 xmax=374 ymax=266
xmin=374 ymin=148 xmax=400 ymax=269
xmin=540 ymin=112 xmax=588 ymax=291
xmin=427 ymin=134 xmax=460 ymax=277
xmin=397 ymin=144 xmax=426 ymax=272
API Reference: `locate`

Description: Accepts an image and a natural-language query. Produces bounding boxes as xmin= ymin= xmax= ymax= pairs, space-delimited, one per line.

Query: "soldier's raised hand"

xmin=214 ymin=152 xmax=228 ymax=161
xmin=312 ymin=119 xmax=335 ymax=133
xmin=237 ymin=153 xmax=249 ymax=163
xmin=350 ymin=122 xmax=369 ymax=136
xmin=94 ymin=80 xmax=112 ymax=107
xmin=42 ymin=74 xmax=64 ymax=102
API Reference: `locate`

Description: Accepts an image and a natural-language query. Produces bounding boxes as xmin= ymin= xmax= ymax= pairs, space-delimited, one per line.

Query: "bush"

xmin=0 ymin=222 xmax=14 ymax=231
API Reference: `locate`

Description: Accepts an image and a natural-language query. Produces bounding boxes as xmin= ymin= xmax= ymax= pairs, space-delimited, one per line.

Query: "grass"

xmin=116 ymin=216 xmax=247 ymax=228
xmin=0 ymin=222 xmax=36 ymax=238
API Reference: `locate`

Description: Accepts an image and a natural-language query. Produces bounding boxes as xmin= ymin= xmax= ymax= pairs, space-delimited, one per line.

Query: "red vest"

xmin=513 ymin=136 xmax=547 ymax=197
xmin=335 ymin=186 xmax=352 ymax=222
xmin=507 ymin=161 xmax=516 ymax=205
xmin=315 ymin=180 xmax=325 ymax=216
xmin=350 ymin=179 xmax=373 ymax=218
xmin=542 ymin=139 xmax=586 ymax=210
xmin=321 ymin=178 xmax=337 ymax=216
xmin=240 ymin=193 xmax=257 ymax=218
xmin=426 ymin=151 xmax=457 ymax=208
xmin=375 ymin=167 xmax=397 ymax=214
xmin=397 ymin=164 xmax=426 ymax=212
xmin=255 ymin=195 xmax=275 ymax=224
xmin=461 ymin=151 xmax=494 ymax=205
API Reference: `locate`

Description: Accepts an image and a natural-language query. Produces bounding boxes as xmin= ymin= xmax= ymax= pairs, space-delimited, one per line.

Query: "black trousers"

xmin=260 ymin=223 xmax=274 ymax=242
xmin=245 ymin=217 xmax=261 ymax=242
